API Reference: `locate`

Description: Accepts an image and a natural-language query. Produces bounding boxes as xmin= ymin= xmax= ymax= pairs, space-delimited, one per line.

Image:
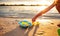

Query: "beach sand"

xmin=0 ymin=17 xmax=60 ymax=36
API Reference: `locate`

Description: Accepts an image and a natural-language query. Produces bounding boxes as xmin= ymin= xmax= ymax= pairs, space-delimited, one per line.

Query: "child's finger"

xmin=32 ymin=17 xmax=36 ymax=22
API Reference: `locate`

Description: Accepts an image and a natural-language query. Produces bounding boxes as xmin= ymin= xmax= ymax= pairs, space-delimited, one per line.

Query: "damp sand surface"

xmin=0 ymin=17 xmax=60 ymax=36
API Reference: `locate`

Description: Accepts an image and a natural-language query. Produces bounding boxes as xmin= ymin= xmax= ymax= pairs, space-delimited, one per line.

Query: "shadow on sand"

xmin=4 ymin=24 xmax=39 ymax=36
xmin=23 ymin=24 xmax=39 ymax=36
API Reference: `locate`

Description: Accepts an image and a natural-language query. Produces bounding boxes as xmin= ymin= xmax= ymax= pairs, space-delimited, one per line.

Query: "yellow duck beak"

xmin=32 ymin=22 xmax=40 ymax=26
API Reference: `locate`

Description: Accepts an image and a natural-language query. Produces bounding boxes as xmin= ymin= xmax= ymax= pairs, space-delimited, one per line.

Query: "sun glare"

xmin=14 ymin=0 xmax=51 ymax=11
xmin=16 ymin=0 xmax=50 ymax=5
xmin=38 ymin=0 xmax=51 ymax=5
xmin=3 ymin=0 xmax=53 ymax=11
xmin=5 ymin=0 xmax=52 ymax=5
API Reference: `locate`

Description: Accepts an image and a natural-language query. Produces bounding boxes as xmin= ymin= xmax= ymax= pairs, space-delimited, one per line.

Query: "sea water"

xmin=0 ymin=6 xmax=60 ymax=19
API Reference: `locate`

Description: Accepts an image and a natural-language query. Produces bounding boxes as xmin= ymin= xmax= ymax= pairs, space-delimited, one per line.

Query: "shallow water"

xmin=0 ymin=6 xmax=60 ymax=19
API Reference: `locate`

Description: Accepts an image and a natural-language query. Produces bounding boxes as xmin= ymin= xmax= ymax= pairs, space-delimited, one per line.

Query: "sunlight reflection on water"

xmin=0 ymin=6 xmax=60 ymax=19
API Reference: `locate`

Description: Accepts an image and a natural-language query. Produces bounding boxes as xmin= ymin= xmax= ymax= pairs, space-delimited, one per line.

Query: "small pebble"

xmin=51 ymin=23 xmax=54 ymax=25
xmin=37 ymin=33 xmax=43 ymax=35
xmin=36 ymin=31 xmax=45 ymax=35
xmin=12 ymin=22 xmax=15 ymax=24
xmin=0 ymin=26 xmax=3 ymax=30
xmin=15 ymin=20 xmax=19 ymax=22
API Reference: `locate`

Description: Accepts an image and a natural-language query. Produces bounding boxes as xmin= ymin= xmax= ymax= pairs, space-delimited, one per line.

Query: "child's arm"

xmin=32 ymin=0 xmax=58 ymax=22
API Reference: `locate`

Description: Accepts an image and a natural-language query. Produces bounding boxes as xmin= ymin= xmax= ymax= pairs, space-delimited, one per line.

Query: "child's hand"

xmin=32 ymin=17 xmax=36 ymax=23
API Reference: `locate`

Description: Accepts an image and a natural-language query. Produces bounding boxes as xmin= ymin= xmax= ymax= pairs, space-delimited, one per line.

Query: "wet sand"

xmin=0 ymin=17 xmax=60 ymax=36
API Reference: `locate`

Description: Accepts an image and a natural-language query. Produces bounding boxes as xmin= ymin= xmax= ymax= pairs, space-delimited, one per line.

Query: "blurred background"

xmin=0 ymin=0 xmax=60 ymax=19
